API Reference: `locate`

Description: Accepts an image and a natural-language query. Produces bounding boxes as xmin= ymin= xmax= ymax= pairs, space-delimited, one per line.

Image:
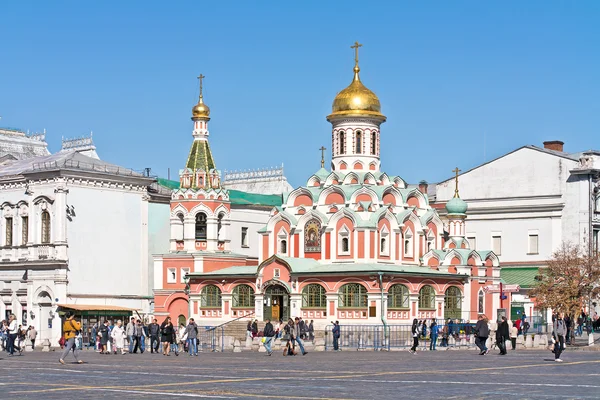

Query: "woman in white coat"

xmin=111 ymin=320 xmax=127 ymax=355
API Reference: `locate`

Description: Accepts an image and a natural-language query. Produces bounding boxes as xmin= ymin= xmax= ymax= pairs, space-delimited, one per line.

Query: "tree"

xmin=530 ymin=242 xmax=600 ymax=318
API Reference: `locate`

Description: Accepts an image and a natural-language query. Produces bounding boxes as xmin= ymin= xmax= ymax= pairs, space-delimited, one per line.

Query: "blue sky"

xmin=1 ymin=1 xmax=598 ymax=187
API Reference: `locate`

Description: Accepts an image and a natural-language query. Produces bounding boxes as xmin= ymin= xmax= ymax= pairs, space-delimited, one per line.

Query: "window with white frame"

xmin=404 ymin=229 xmax=413 ymax=257
xmin=478 ymin=289 xmax=485 ymax=314
xmin=21 ymin=216 xmax=28 ymax=245
xmin=181 ymin=268 xmax=190 ymax=283
xmin=594 ymin=229 xmax=599 ymax=254
xmin=492 ymin=235 xmax=502 ymax=255
xmin=467 ymin=235 xmax=476 ymax=251
xmin=277 ymin=228 xmax=288 ymax=255
xmin=167 ymin=268 xmax=176 ymax=283
xmin=5 ymin=217 xmax=13 ymax=246
xmin=338 ymin=225 xmax=350 ymax=255
xmin=241 ymin=227 xmax=249 ymax=247
xmin=380 ymin=226 xmax=389 ymax=256
xmin=41 ymin=211 xmax=51 ymax=244
xmin=528 ymin=233 xmax=539 ymax=255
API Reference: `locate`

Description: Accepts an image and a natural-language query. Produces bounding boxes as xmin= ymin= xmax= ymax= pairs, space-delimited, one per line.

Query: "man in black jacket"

xmin=496 ymin=316 xmax=510 ymax=355
xmin=262 ymin=319 xmax=275 ymax=356
xmin=148 ymin=319 xmax=160 ymax=354
xmin=474 ymin=315 xmax=490 ymax=355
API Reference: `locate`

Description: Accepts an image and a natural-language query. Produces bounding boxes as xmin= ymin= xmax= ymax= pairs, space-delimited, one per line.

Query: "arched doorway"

xmin=263 ymin=284 xmax=289 ymax=322
xmin=37 ymin=291 xmax=53 ymax=342
xmin=444 ymin=286 xmax=463 ymax=320
xmin=178 ymin=314 xmax=187 ymax=327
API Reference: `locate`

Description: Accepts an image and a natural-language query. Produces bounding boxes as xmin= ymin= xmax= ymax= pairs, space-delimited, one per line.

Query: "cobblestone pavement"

xmin=1 ymin=348 xmax=599 ymax=399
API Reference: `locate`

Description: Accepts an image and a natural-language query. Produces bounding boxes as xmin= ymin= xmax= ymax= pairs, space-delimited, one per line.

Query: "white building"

xmin=0 ymin=127 xmax=50 ymax=162
xmin=434 ymin=141 xmax=600 ymax=321
xmin=0 ymin=149 xmax=170 ymax=344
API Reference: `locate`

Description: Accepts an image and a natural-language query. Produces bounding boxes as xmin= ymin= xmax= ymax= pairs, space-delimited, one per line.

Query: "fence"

xmin=198 ymin=326 xmax=224 ymax=352
xmin=324 ymin=323 xmax=480 ymax=351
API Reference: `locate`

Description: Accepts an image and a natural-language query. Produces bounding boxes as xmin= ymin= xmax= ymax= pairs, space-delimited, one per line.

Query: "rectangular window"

xmin=21 ymin=216 xmax=28 ymax=245
xmin=593 ymin=230 xmax=599 ymax=254
xmin=241 ymin=227 xmax=248 ymax=247
xmin=467 ymin=235 xmax=476 ymax=251
xmin=5 ymin=217 xmax=13 ymax=246
xmin=492 ymin=235 xmax=502 ymax=255
xmin=528 ymin=234 xmax=539 ymax=255
xmin=181 ymin=268 xmax=190 ymax=283
xmin=167 ymin=268 xmax=176 ymax=283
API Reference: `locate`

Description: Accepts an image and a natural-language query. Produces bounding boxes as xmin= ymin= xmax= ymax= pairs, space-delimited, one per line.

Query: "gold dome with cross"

xmin=192 ymin=74 xmax=211 ymax=120
xmin=327 ymin=42 xmax=385 ymax=121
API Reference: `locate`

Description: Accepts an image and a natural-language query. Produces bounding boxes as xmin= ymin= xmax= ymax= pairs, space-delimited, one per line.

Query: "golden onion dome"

xmin=327 ymin=65 xmax=385 ymax=121
xmin=191 ymin=95 xmax=210 ymax=120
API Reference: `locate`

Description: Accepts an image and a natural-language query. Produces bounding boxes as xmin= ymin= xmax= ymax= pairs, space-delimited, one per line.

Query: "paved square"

xmin=1 ymin=348 xmax=599 ymax=399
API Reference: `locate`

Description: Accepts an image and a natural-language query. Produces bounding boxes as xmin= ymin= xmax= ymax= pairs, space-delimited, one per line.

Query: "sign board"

xmin=482 ymin=284 xmax=521 ymax=293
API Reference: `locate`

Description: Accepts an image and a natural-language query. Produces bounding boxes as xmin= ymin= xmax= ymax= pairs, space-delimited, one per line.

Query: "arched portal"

xmin=263 ymin=284 xmax=289 ymax=322
xmin=444 ymin=286 xmax=463 ymax=320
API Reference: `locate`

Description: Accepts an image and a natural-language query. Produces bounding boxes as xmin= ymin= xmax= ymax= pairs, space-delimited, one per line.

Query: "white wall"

xmin=228 ymin=206 xmax=270 ymax=257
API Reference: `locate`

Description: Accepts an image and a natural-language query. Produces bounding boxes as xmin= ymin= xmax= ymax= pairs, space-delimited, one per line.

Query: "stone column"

xmin=53 ymin=181 xmax=69 ymax=260
xmin=206 ymin=216 xmax=218 ymax=251
xmin=183 ymin=216 xmax=196 ymax=252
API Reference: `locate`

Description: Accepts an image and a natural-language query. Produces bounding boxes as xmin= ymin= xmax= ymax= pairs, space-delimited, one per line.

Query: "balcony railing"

xmin=0 ymin=244 xmax=60 ymax=262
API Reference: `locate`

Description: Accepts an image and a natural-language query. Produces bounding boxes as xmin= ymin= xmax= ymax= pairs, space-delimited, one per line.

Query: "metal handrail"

xmin=205 ymin=311 xmax=256 ymax=332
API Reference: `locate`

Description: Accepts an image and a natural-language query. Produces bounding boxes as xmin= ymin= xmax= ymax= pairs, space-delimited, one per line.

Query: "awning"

xmin=56 ymin=304 xmax=135 ymax=316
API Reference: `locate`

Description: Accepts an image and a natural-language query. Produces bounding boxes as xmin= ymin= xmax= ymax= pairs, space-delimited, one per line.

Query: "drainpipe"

xmin=378 ymin=272 xmax=388 ymax=350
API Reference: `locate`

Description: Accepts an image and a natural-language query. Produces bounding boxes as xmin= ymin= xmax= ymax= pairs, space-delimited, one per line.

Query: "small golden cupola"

xmin=192 ymin=73 xmax=211 ymax=120
xmin=327 ymin=42 xmax=385 ymax=122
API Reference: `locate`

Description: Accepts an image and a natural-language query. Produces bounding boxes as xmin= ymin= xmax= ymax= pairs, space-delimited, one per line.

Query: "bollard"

xmin=42 ymin=339 xmax=51 ymax=352
xmin=589 ymin=333 xmax=595 ymax=346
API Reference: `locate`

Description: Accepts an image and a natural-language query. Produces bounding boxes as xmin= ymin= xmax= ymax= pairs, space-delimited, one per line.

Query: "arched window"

xmin=404 ymin=229 xmax=413 ymax=257
xmin=195 ymin=212 xmax=207 ymax=240
xmin=41 ymin=211 xmax=51 ymax=244
xmin=444 ymin=286 xmax=463 ymax=320
xmin=387 ymin=284 xmax=409 ymax=309
xmin=302 ymin=284 xmax=326 ymax=308
xmin=418 ymin=285 xmax=435 ymax=309
xmin=279 ymin=239 xmax=287 ymax=254
xmin=176 ymin=213 xmax=184 ymax=241
xmin=371 ymin=131 xmax=377 ymax=155
xmin=338 ymin=283 xmax=367 ymax=308
xmin=341 ymin=237 xmax=349 ymax=252
xmin=200 ymin=285 xmax=222 ymax=308
xmin=232 ymin=284 xmax=255 ymax=308
xmin=355 ymin=130 xmax=362 ymax=154
xmin=380 ymin=237 xmax=387 ymax=253
xmin=5 ymin=217 xmax=13 ymax=246
xmin=339 ymin=131 xmax=346 ymax=155
xmin=217 ymin=212 xmax=224 ymax=241
xmin=478 ymin=289 xmax=485 ymax=314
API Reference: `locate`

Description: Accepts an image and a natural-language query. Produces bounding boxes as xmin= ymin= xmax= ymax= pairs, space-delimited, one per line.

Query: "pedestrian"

xmin=59 ymin=312 xmax=83 ymax=365
xmin=141 ymin=321 xmax=149 ymax=352
xmin=430 ymin=319 xmax=438 ymax=351
xmin=308 ymin=320 xmax=315 ymax=341
xmin=298 ymin=317 xmax=307 ymax=340
xmin=332 ymin=321 xmax=341 ymax=351
xmin=277 ymin=319 xmax=285 ymax=339
xmin=440 ymin=322 xmax=449 ymax=347
xmin=111 ymin=320 xmax=127 ymax=355
xmin=553 ymin=312 xmax=566 ymax=362
xmin=126 ymin=317 xmax=135 ymax=354
xmin=510 ymin=322 xmax=518 ymax=350
xmin=283 ymin=319 xmax=296 ymax=356
xmin=475 ymin=314 xmax=490 ymax=355
xmin=293 ymin=317 xmax=308 ymax=355
xmin=99 ymin=320 xmax=110 ymax=354
xmin=262 ymin=318 xmax=275 ymax=356
xmin=409 ymin=318 xmax=419 ymax=354
xmin=175 ymin=323 xmax=186 ymax=355
xmin=160 ymin=317 xmax=174 ymax=356
xmin=16 ymin=325 xmax=26 ymax=353
xmin=247 ymin=320 xmax=253 ymax=338
xmin=27 ymin=326 xmax=38 ymax=350
xmin=186 ymin=318 xmax=198 ymax=356
xmin=6 ymin=314 xmax=19 ymax=356
xmin=148 ymin=318 xmax=160 ymax=354
xmin=251 ymin=319 xmax=259 ymax=338
xmin=496 ymin=316 xmax=509 ymax=355
xmin=522 ymin=318 xmax=530 ymax=336
xmin=132 ymin=319 xmax=144 ymax=353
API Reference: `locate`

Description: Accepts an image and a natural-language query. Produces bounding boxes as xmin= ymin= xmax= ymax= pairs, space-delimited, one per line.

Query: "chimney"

xmin=543 ymin=140 xmax=564 ymax=152
xmin=418 ymin=180 xmax=428 ymax=194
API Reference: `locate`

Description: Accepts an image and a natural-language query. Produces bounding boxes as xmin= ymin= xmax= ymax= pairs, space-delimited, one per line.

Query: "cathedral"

xmin=153 ymin=44 xmax=501 ymax=326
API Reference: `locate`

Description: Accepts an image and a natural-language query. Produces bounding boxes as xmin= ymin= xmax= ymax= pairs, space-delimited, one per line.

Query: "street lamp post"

xmin=184 ymin=275 xmax=191 ymax=320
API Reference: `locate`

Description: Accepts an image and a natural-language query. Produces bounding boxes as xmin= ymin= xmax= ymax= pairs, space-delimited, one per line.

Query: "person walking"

xmin=262 ymin=319 xmax=275 ymax=356
xmin=332 ymin=321 xmax=341 ymax=351
xmin=283 ymin=319 xmax=296 ymax=356
xmin=496 ymin=316 xmax=509 ymax=355
xmin=510 ymin=322 xmax=518 ymax=351
xmin=27 ymin=326 xmax=38 ymax=350
xmin=553 ymin=313 xmax=567 ymax=362
xmin=430 ymin=319 xmax=438 ymax=351
xmin=111 ymin=320 xmax=127 ymax=355
xmin=186 ymin=318 xmax=198 ymax=356
xmin=149 ymin=318 xmax=160 ymax=354
xmin=126 ymin=317 xmax=135 ymax=354
xmin=475 ymin=315 xmax=490 ymax=355
xmin=251 ymin=319 xmax=259 ymax=338
xmin=160 ymin=317 xmax=174 ymax=356
xmin=409 ymin=318 xmax=419 ymax=354
xmin=6 ymin=314 xmax=19 ymax=356
xmin=246 ymin=320 xmax=253 ymax=339
xmin=308 ymin=320 xmax=315 ymax=341
xmin=59 ymin=312 xmax=83 ymax=365
xmin=132 ymin=319 xmax=144 ymax=354
xmin=293 ymin=317 xmax=307 ymax=355
xmin=99 ymin=320 xmax=110 ymax=354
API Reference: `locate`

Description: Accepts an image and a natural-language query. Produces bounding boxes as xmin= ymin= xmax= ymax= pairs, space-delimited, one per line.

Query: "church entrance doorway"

xmin=444 ymin=286 xmax=463 ymax=321
xmin=263 ymin=285 xmax=289 ymax=322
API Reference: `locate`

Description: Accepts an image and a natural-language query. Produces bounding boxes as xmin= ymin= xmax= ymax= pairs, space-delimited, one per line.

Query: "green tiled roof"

xmin=186 ymin=140 xmax=216 ymax=175
xmin=500 ymin=267 xmax=540 ymax=288
xmin=156 ymin=178 xmax=282 ymax=207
